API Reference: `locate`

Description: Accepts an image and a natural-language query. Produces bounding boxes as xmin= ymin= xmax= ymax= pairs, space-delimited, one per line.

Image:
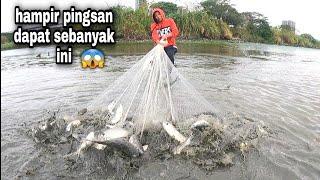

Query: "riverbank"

xmin=2 ymin=38 xmax=319 ymax=52
xmin=1 ymin=39 xmax=234 ymax=51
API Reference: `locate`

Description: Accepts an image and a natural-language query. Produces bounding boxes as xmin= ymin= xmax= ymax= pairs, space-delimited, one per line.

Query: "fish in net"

xmin=24 ymin=45 xmax=271 ymax=175
xmin=87 ymin=44 xmax=220 ymax=136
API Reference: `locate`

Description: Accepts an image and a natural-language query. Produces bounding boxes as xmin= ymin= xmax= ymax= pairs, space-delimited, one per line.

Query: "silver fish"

xmin=72 ymin=127 xmax=129 ymax=156
xmin=107 ymin=100 xmax=117 ymax=114
xmin=93 ymin=143 xmax=107 ymax=150
xmin=76 ymin=131 xmax=96 ymax=155
xmin=90 ymin=138 xmax=142 ymax=157
xmin=162 ymin=121 xmax=187 ymax=143
xmin=190 ymin=120 xmax=210 ymax=130
xmin=102 ymin=127 xmax=129 ymax=140
xmin=110 ymin=104 xmax=123 ymax=124
xmin=173 ymin=136 xmax=192 ymax=155
xmin=78 ymin=108 xmax=87 ymax=115
xmin=129 ymin=134 xmax=144 ymax=154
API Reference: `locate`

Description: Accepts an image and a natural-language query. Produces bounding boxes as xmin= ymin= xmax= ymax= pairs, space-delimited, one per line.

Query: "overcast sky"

xmin=1 ymin=0 xmax=319 ymax=40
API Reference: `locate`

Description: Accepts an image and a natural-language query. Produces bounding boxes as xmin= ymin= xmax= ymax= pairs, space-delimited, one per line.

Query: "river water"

xmin=1 ymin=42 xmax=320 ymax=179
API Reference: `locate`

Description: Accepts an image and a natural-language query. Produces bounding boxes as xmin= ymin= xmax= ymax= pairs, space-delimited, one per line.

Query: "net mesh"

xmin=88 ymin=45 xmax=218 ymax=136
xmin=23 ymin=45 xmax=271 ymax=176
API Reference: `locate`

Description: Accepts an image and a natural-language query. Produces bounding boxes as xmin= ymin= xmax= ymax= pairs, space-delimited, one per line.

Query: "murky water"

xmin=1 ymin=42 xmax=320 ymax=179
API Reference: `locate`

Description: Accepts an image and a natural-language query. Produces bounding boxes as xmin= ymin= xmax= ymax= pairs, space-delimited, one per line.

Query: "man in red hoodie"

xmin=150 ymin=8 xmax=179 ymax=65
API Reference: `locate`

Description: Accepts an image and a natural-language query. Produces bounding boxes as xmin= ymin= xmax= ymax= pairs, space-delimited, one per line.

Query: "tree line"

xmin=1 ymin=0 xmax=319 ymax=49
xmin=112 ymin=0 xmax=320 ymax=48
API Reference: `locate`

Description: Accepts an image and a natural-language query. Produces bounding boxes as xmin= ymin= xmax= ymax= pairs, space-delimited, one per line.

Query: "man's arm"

xmin=151 ymin=23 xmax=160 ymax=44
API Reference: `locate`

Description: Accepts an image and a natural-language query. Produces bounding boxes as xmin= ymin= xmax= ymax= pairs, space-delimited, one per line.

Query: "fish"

xmin=129 ymin=134 xmax=144 ymax=154
xmin=110 ymin=104 xmax=123 ymax=124
xmin=75 ymin=131 xmax=96 ymax=155
xmin=190 ymin=120 xmax=210 ymax=130
xmin=107 ymin=100 xmax=117 ymax=114
xmin=167 ymin=120 xmax=213 ymax=155
xmin=93 ymin=143 xmax=107 ymax=150
xmin=173 ymin=136 xmax=192 ymax=155
xmin=66 ymin=120 xmax=81 ymax=132
xmin=76 ymin=128 xmax=129 ymax=156
xmin=102 ymin=127 xmax=129 ymax=140
xmin=78 ymin=108 xmax=87 ymax=115
xmin=73 ymin=127 xmax=144 ymax=157
xmin=90 ymin=138 xmax=142 ymax=157
xmin=162 ymin=121 xmax=187 ymax=143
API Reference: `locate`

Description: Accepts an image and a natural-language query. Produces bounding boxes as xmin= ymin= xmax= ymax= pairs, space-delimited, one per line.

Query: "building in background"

xmin=281 ymin=20 xmax=295 ymax=32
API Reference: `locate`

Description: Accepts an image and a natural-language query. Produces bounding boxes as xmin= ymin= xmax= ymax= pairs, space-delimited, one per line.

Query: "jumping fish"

xmin=162 ymin=121 xmax=187 ymax=143
xmin=110 ymin=104 xmax=123 ymax=124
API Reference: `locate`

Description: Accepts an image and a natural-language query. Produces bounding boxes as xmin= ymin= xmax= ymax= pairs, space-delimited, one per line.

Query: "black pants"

xmin=164 ymin=46 xmax=177 ymax=65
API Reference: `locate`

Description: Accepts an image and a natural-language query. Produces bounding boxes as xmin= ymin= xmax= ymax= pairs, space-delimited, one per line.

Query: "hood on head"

xmin=152 ymin=8 xmax=165 ymax=23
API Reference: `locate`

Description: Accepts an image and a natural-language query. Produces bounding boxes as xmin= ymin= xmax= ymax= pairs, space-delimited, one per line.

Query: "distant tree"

xmin=300 ymin=34 xmax=317 ymax=44
xmin=242 ymin=12 xmax=273 ymax=43
xmin=200 ymin=0 xmax=244 ymax=26
xmin=150 ymin=2 xmax=178 ymax=17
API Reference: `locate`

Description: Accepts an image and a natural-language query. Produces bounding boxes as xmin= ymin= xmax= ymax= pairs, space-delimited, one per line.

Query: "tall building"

xmin=281 ymin=20 xmax=295 ymax=32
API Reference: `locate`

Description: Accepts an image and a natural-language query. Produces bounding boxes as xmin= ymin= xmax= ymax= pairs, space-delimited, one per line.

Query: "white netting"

xmin=88 ymin=45 xmax=218 ymax=136
xmin=25 ymin=45 xmax=271 ymax=175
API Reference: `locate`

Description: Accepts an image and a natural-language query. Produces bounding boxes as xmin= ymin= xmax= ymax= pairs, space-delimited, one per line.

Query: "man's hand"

xmin=161 ymin=33 xmax=172 ymax=40
xmin=159 ymin=39 xmax=168 ymax=46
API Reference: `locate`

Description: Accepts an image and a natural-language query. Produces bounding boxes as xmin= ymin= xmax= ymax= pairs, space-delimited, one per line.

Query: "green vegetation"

xmin=1 ymin=33 xmax=17 ymax=50
xmin=150 ymin=2 xmax=178 ymax=16
xmin=1 ymin=42 xmax=15 ymax=50
xmin=110 ymin=0 xmax=319 ymax=48
xmin=1 ymin=0 xmax=319 ymax=50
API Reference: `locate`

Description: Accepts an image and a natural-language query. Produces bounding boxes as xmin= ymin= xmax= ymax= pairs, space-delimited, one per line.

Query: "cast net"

xmin=87 ymin=44 xmax=219 ymax=136
xmin=24 ymin=44 xmax=271 ymax=177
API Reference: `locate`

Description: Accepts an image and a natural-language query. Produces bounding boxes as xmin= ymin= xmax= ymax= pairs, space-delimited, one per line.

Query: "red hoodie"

xmin=150 ymin=8 xmax=179 ymax=47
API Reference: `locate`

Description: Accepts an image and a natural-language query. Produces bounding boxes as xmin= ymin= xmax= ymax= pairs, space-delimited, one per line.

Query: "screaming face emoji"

xmin=81 ymin=49 xmax=105 ymax=68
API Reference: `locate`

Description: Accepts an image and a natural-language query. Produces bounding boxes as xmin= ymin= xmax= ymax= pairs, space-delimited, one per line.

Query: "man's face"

xmin=154 ymin=11 xmax=162 ymax=23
